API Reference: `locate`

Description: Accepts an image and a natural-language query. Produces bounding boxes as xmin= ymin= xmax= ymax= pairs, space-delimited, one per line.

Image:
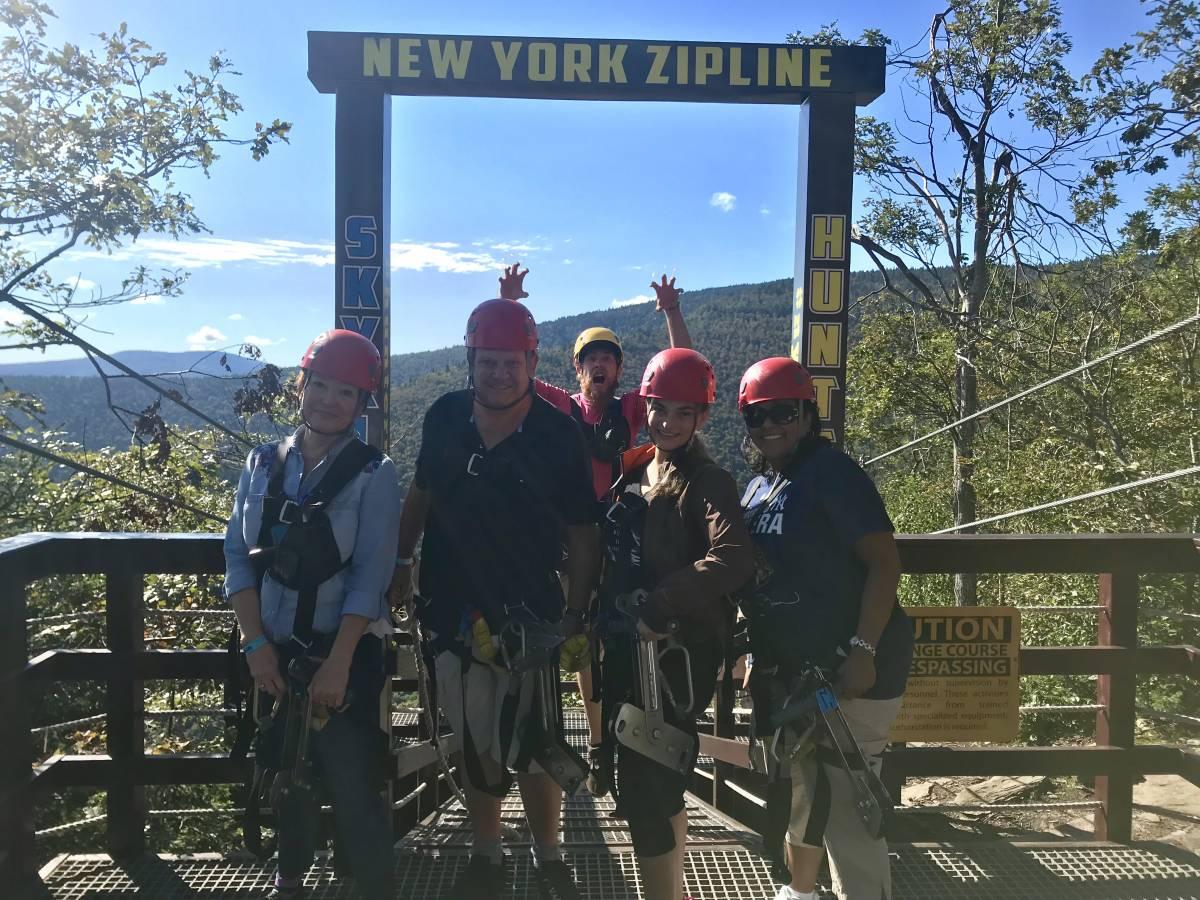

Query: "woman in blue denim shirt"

xmin=224 ymin=330 xmax=401 ymax=900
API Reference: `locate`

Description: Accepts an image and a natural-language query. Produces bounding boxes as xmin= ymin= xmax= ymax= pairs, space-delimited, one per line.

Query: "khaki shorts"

xmin=434 ymin=650 xmax=543 ymax=775
xmin=787 ymin=694 xmax=903 ymax=900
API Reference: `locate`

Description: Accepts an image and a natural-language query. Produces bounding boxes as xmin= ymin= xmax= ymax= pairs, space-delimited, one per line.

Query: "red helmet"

xmin=639 ymin=348 xmax=716 ymax=404
xmin=738 ymin=357 xmax=815 ymax=409
xmin=299 ymin=329 xmax=381 ymax=392
xmin=465 ymin=299 xmax=538 ymax=351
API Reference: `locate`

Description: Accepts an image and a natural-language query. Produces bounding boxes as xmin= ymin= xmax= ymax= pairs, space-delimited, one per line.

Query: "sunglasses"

xmin=742 ymin=402 xmax=802 ymax=429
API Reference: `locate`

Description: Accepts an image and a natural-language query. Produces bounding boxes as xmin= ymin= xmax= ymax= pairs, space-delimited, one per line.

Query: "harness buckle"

xmin=605 ymin=496 xmax=628 ymax=523
xmin=278 ymin=499 xmax=300 ymax=525
xmin=288 ymin=634 xmax=312 ymax=653
xmin=466 ymin=452 xmax=484 ymax=476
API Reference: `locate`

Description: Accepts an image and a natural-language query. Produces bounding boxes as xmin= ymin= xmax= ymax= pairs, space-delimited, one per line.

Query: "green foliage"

xmin=8 ymin=0 xmax=1200 ymax=855
xmin=0 ymin=0 xmax=290 ymax=455
xmin=851 ymin=246 xmax=1200 ymax=742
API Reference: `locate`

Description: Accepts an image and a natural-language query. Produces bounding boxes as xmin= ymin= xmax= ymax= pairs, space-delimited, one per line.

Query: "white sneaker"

xmin=774 ymin=886 xmax=819 ymax=900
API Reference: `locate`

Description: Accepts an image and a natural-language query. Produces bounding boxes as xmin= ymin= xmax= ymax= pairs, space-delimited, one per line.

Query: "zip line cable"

xmin=931 ymin=464 xmax=1200 ymax=533
xmin=0 ymin=431 xmax=225 ymax=525
xmin=867 ymin=312 xmax=1200 ymax=466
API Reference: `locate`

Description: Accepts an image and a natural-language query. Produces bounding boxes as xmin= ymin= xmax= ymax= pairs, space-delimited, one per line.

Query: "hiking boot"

xmin=585 ymin=743 xmax=610 ymax=797
xmin=533 ymin=859 xmax=581 ymax=900
xmin=449 ymin=855 xmax=506 ymax=900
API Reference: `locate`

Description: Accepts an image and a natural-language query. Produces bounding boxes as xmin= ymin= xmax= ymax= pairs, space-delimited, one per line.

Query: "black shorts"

xmin=607 ymin=636 xmax=720 ymax=856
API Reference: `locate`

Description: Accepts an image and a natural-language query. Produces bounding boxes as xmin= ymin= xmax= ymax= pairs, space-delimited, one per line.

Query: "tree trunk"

xmin=953 ymin=323 xmax=979 ymax=606
xmin=954 ymin=128 xmax=990 ymax=606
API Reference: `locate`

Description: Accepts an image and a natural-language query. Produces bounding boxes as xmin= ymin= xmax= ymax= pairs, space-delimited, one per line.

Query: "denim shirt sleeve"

xmin=223 ymin=448 xmax=260 ymax=599
xmin=339 ymin=455 xmax=403 ymax=621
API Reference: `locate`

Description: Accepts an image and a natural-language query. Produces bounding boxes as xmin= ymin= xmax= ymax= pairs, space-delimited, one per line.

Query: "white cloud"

xmin=390 ymin=242 xmax=501 ymax=274
xmin=228 ymin=313 xmax=244 ymax=321
xmin=71 ymin=278 xmax=97 ymax=291
xmin=562 ymin=258 xmax=574 ymax=265
xmin=489 ymin=239 xmax=551 ymax=255
xmin=66 ymin=235 xmax=536 ymax=277
xmin=1 ymin=308 xmax=30 ymax=327
xmin=243 ymin=334 xmax=284 ymax=347
xmin=611 ymin=293 xmax=654 ymax=309
xmin=760 ymin=207 xmax=771 ymax=216
xmin=710 ymin=192 xmax=737 ymax=213
xmin=130 ymin=294 xmax=165 ymax=305
xmin=73 ymin=237 xmax=336 ymax=269
xmin=186 ymin=325 xmax=227 ymax=350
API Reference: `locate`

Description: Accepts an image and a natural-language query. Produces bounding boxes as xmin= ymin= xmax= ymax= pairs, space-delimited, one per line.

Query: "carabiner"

xmin=657 ymin=639 xmax=695 ymax=717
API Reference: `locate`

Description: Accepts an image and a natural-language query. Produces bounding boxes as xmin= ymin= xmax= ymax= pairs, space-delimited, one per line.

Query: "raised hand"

xmin=499 ymin=262 xmax=529 ymax=300
xmin=651 ymin=274 xmax=682 ymax=311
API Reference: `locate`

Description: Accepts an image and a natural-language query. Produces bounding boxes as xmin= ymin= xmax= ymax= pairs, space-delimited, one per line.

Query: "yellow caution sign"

xmin=891 ymin=606 xmax=1021 ymax=742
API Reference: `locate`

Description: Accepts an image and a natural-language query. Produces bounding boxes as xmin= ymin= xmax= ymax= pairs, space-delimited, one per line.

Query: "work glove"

xmin=469 ymin=610 xmax=497 ymax=664
xmin=560 ymin=633 xmax=591 ymax=674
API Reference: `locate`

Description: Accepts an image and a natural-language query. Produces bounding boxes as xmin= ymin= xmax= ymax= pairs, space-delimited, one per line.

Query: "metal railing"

xmin=1 ymin=531 xmax=1198 ymax=887
xmin=697 ymin=533 xmax=1200 ymax=844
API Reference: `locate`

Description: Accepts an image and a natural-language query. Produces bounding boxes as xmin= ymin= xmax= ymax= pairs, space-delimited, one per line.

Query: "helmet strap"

xmin=300 ymin=416 xmax=355 ymax=438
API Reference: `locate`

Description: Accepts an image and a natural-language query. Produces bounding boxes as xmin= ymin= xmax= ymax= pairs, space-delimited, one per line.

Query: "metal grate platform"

xmin=32 ymin=710 xmax=1200 ymax=899
xmin=889 ymin=841 xmax=1200 ymax=898
xmin=403 ymin=793 xmax=756 ymax=850
xmin=37 ymin=840 xmax=1200 ymax=899
xmin=36 ymin=847 xmax=779 ymax=900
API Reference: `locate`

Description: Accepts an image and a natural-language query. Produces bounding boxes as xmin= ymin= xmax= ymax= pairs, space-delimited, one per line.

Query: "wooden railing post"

xmin=1094 ymin=572 xmax=1138 ymax=842
xmin=106 ymin=570 xmax=145 ymax=859
xmin=0 ymin=565 xmax=34 ymax=884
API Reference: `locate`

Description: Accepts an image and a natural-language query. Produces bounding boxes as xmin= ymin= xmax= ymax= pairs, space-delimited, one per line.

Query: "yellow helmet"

xmin=574 ymin=327 xmax=622 ymax=362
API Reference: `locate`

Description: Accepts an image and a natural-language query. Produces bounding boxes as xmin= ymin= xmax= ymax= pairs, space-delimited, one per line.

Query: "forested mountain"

xmin=4 ymin=271 xmax=890 ymax=473
xmin=0 ymin=349 xmax=262 ymax=378
xmin=389 ymin=276 xmax=808 ymax=488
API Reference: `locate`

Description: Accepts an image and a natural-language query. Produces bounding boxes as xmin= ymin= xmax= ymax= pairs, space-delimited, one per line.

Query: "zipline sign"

xmin=307 ymin=33 xmax=884 ymax=105
xmin=309 ymin=31 xmax=885 ymax=448
xmin=890 ymin=607 xmax=1021 ymax=743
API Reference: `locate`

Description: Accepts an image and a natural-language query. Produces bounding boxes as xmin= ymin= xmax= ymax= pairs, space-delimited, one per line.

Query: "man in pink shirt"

xmin=498 ymin=263 xmax=693 ymax=795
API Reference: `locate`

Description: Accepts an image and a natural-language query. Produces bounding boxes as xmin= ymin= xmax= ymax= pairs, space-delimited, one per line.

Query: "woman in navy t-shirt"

xmin=737 ymin=357 xmax=912 ymax=900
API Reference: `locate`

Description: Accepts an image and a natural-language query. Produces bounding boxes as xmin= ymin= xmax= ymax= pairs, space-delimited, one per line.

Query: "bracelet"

xmin=849 ymin=635 xmax=876 ymax=657
xmin=396 ymin=556 xmax=414 ymax=568
xmin=241 ymin=635 xmax=269 ymax=655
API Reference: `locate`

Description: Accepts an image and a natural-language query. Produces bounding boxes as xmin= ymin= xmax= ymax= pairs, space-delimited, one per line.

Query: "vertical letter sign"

xmin=335 ymin=89 xmax=391 ymax=448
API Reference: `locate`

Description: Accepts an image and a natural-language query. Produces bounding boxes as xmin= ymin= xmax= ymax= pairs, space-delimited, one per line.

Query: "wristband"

xmin=849 ymin=635 xmax=876 ymax=657
xmin=241 ymin=635 xmax=269 ymax=655
xmin=396 ymin=556 xmax=414 ymax=568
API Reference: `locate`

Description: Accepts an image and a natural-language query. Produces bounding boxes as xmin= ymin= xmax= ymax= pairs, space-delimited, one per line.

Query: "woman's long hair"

xmin=647 ymin=431 xmax=716 ymax=503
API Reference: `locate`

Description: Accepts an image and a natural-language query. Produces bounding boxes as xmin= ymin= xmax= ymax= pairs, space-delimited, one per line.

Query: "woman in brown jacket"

xmin=596 ymin=348 xmax=755 ymax=900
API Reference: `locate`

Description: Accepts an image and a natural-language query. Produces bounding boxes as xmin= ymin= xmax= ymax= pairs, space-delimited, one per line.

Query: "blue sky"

xmin=4 ymin=0 xmax=1159 ymax=365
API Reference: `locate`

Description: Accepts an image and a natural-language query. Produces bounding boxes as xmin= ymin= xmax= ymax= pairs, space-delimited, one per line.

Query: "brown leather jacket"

xmin=617 ymin=440 xmax=755 ymax=641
